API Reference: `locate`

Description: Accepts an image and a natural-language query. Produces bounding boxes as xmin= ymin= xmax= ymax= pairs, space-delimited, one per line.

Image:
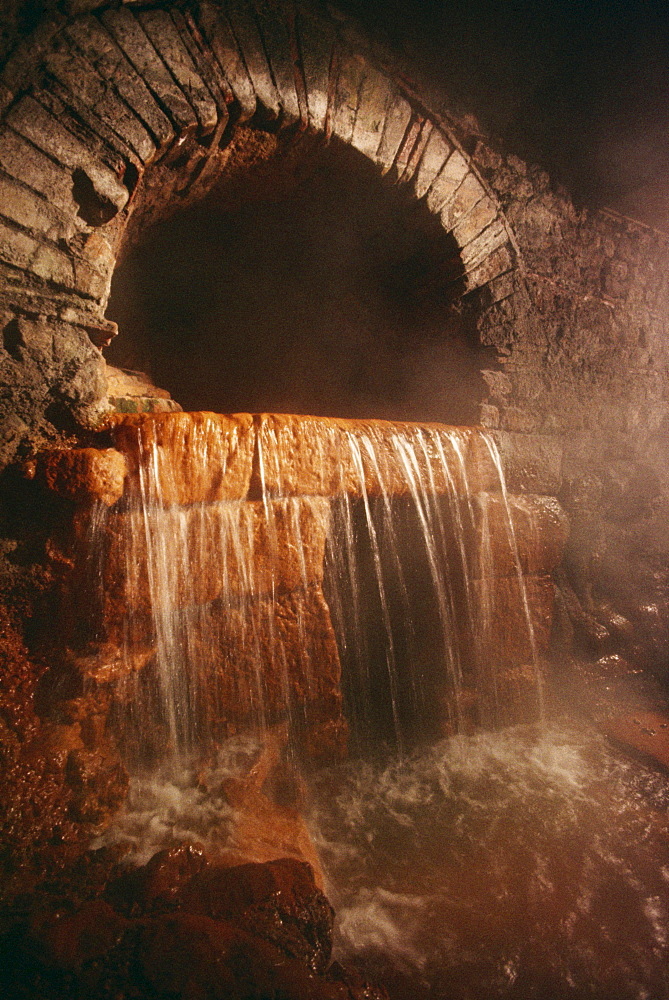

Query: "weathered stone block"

xmin=452 ymin=195 xmax=498 ymax=249
xmin=331 ymin=52 xmax=365 ymax=145
xmin=296 ymin=8 xmax=335 ymax=131
xmin=462 ymin=492 xmax=569 ymax=578
xmin=44 ymin=44 xmax=156 ymax=162
xmin=110 ymin=411 xmax=255 ymax=506
xmin=441 ymin=171 xmax=486 ymax=230
xmin=375 ymin=93 xmax=412 ymax=174
xmin=251 ymin=0 xmax=301 ymax=122
xmin=254 ymin=414 xmax=500 ymax=498
xmin=461 ymin=220 xmax=509 ymax=269
xmin=0 ymin=127 xmax=79 ymax=218
xmin=0 ymin=220 xmax=74 ymax=286
xmin=493 ymin=430 xmax=564 ymax=495
xmin=96 ymin=496 xmax=331 ymax=614
xmin=350 ymin=66 xmax=393 ymax=160
xmin=66 ymin=16 xmax=175 ymax=148
xmin=398 ymin=119 xmax=433 ymax=184
xmin=0 ymin=173 xmax=73 ymax=242
xmin=30 ymin=447 xmax=128 ymax=506
xmin=426 ymin=148 xmax=468 ymax=213
xmin=170 ymin=9 xmax=231 ymax=116
xmin=226 ymin=2 xmax=281 ymax=118
xmin=201 ymin=585 xmax=344 ymax=729
xmin=466 ymin=574 xmax=555 ymax=667
xmin=464 ymin=242 xmax=513 ymax=292
xmin=6 ymin=95 xmax=129 ymax=214
xmin=392 ymin=114 xmax=425 ymax=180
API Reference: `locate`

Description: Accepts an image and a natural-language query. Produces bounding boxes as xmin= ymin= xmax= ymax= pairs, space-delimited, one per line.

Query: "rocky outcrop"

xmin=0 ymin=846 xmax=389 ymax=1000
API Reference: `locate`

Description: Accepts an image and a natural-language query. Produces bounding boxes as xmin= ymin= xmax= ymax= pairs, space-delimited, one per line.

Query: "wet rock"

xmin=493 ymin=430 xmax=563 ymax=494
xmin=198 ymin=585 xmax=345 ymax=744
xmin=65 ymin=745 xmax=128 ymax=827
xmin=180 ymin=857 xmax=334 ymax=974
xmin=465 ymin=574 xmax=555 ymax=667
xmin=109 ymin=411 xmax=255 ymax=505
xmin=30 ymin=897 xmax=127 ymax=969
xmin=603 ymin=710 xmax=669 ymax=772
xmin=463 ymin=492 xmax=569 ymax=578
xmin=94 ymin=496 xmax=331 ymax=616
xmin=26 ymin=446 xmax=127 ymax=506
xmin=254 ymin=413 xmax=500 ymax=498
xmin=105 ymin=843 xmax=209 ymax=916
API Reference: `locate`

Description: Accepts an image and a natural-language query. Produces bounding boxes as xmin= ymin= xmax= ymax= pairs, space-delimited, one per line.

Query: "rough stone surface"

xmin=28 ymin=446 xmax=128 ymax=507
xmin=462 ymin=492 xmax=570 ymax=579
xmin=465 ymin=574 xmax=556 ymax=668
xmin=254 ymin=413 xmax=500 ymax=498
xmin=94 ymin=495 xmax=331 ymax=615
xmin=191 ymin=584 xmax=345 ymax=737
xmin=0 ymin=848 xmax=389 ymax=1000
xmin=100 ymin=6 xmax=199 ymax=134
xmin=137 ymin=8 xmax=219 ymax=133
xmin=195 ymin=1 xmax=257 ymax=120
xmin=109 ymin=411 xmax=255 ymax=505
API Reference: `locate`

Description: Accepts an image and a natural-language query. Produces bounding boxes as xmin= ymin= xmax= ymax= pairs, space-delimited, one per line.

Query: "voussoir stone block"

xmin=296 ymin=7 xmax=336 ymax=131
xmin=251 ymin=0 xmax=301 ymax=122
xmin=398 ymin=120 xmax=433 ymax=185
xmin=0 ymin=127 xmax=80 ymax=219
xmin=350 ymin=65 xmax=394 ymax=160
xmin=426 ymin=148 xmax=469 ymax=213
xmin=331 ymin=52 xmax=365 ymax=144
xmin=413 ymin=127 xmax=453 ymax=200
xmin=375 ymin=92 xmax=412 ymax=174
xmin=194 ymin=1 xmax=257 ymax=120
xmin=6 ymin=95 xmax=129 ymax=215
xmin=100 ymin=7 xmax=199 ymax=134
xmin=452 ymin=195 xmax=499 ymax=250
xmin=44 ymin=42 xmax=156 ymax=163
xmin=137 ymin=9 xmax=219 ymax=132
xmin=440 ymin=171 xmax=486 ymax=231
xmin=65 ymin=16 xmax=175 ymax=148
xmin=225 ymin=2 xmax=281 ymax=118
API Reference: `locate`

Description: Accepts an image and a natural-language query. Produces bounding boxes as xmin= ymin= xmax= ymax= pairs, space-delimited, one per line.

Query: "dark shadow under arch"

xmin=106 ymin=136 xmax=497 ymax=425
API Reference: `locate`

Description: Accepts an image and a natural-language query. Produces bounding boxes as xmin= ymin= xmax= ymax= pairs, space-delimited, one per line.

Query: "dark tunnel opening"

xmin=105 ymin=134 xmax=496 ymax=425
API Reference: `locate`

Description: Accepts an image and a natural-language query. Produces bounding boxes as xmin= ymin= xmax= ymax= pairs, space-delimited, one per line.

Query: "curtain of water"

xmin=89 ymin=418 xmax=542 ymax=762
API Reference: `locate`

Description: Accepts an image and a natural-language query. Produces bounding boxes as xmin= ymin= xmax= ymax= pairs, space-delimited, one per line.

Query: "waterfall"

xmin=84 ymin=412 xmax=563 ymax=765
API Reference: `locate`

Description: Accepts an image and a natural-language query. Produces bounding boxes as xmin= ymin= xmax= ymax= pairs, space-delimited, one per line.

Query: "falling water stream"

xmin=91 ymin=414 xmax=669 ymax=999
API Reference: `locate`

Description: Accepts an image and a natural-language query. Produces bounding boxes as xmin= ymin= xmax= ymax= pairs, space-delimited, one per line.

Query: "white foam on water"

xmin=307 ymin=722 xmax=669 ymax=998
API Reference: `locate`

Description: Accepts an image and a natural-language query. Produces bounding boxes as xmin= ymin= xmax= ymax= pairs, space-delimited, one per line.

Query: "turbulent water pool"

xmin=98 ymin=722 xmax=669 ymax=1000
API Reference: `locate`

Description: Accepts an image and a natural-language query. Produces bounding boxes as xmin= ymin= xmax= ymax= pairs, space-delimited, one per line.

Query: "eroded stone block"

xmin=110 ymin=411 xmax=255 ymax=505
xmin=96 ymin=496 xmax=331 ymax=614
xmin=30 ymin=446 xmax=128 ymax=506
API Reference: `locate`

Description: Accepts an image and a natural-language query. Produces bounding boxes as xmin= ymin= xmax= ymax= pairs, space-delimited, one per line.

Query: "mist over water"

xmin=308 ymin=723 xmax=669 ymax=1000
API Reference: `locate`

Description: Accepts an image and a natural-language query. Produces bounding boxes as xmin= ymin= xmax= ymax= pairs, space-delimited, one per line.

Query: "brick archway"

xmin=0 ymin=0 xmax=521 ymax=458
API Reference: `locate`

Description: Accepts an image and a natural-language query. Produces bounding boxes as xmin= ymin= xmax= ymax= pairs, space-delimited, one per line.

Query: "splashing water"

xmin=308 ymin=722 xmax=669 ymax=1000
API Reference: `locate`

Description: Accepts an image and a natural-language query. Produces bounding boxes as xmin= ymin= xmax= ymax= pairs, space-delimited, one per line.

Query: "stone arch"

xmin=0 ymin=0 xmax=522 ymax=458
